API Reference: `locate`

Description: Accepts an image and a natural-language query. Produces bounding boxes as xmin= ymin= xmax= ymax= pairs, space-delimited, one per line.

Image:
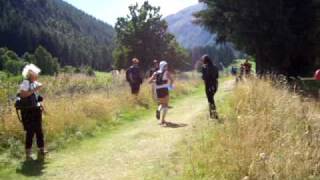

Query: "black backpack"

xmin=14 ymin=81 xmax=41 ymax=124
xmin=156 ymin=72 xmax=167 ymax=85
xmin=15 ymin=81 xmax=38 ymax=110
xmin=15 ymin=93 xmax=38 ymax=110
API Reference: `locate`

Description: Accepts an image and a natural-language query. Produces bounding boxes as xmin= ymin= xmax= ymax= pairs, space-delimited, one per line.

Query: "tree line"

xmin=0 ymin=0 xmax=237 ymax=73
xmin=0 ymin=46 xmax=59 ymax=76
xmin=0 ymin=0 xmax=115 ymax=71
xmin=197 ymin=0 xmax=319 ymax=76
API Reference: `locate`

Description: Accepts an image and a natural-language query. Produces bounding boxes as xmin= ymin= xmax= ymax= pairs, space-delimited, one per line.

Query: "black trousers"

xmin=130 ymin=83 xmax=141 ymax=95
xmin=21 ymin=108 xmax=44 ymax=149
xmin=205 ymin=84 xmax=218 ymax=110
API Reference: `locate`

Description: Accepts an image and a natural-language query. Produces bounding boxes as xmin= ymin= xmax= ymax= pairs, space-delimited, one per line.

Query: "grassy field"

xmin=147 ymin=77 xmax=320 ymax=180
xmin=0 ymin=71 xmax=202 ymax=166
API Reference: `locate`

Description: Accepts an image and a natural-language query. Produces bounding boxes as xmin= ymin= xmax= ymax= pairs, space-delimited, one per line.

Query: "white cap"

xmin=22 ymin=64 xmax=41 ymax=78
xmin=158 ymin=61 xmax=168 ymax=73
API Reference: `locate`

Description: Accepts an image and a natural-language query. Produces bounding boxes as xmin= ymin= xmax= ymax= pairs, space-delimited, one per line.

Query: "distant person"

xmin=231 ymin=66 xmax=238 ymax=76
xmin=148 ymin=60 xmax=160 ymax=101
xmin=240 ymin=63 xmax=245 ymax=78
xmin=315 ymin=69 xmax=320 ymax=80
xmin=18 ymin=64 xmax=47 ymax=160
xmin=243 ymin=59 xmax=252 ymax=76
xmin=148 ymin=60 xmax=160 ymax=78
xmin=201 ymin=55 xmax=219 ymax=119
xmin=126 ymin=58 xmax=143 ymax=95
xmin=148 ymin=61 xmax=174 ymax=126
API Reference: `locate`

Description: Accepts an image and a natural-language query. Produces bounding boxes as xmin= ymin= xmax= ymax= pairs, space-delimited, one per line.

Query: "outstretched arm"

xmin=167 ymin=72 xmax=174 ymax=86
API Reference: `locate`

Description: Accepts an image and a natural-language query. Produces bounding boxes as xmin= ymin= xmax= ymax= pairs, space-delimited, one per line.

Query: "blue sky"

xmin=63 ymin=0 xmax=198 ymax=26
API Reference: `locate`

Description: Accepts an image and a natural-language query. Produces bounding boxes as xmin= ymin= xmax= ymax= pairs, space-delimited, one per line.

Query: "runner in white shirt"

xmin=148 ymin=61 xmax=174 ymax=126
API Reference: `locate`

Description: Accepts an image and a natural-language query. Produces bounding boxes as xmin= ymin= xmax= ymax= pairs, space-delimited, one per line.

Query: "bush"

xmin=85 ymin=66 xmax=95 ymax=76
xmin=3 ymin=59 xmax=26 ymax=75
xmin=74 ymin=67 xmax=81 ymax=74
xmin=60 ymin=66 xmax=76 ymax=74
xmin=34 ymin=46 xmax=60 ymax=75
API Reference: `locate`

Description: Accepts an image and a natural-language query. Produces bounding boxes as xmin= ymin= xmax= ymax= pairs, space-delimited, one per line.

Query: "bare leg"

xmin=156 ymin=104 xmax=162 ymax=120
xmin=161 ymin=104 xmax=168 ymax=125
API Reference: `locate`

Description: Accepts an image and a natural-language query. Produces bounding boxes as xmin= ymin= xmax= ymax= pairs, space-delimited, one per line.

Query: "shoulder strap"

xmin=15 ymin=109 xmax=22 ymax=122
xmin=28 ymin=80 xmax=32 ymax=91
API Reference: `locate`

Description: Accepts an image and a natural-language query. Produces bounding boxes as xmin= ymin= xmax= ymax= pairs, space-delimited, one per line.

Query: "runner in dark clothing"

xmin=201 ymin=55 xmax=219 ymax=119
xmin=243 ymin=59 xmax=252 ymax=76
xmin=148 ymin=60 xmax=159 ymax=78
xmin=126 ymin=58 xmax=143 ymax=95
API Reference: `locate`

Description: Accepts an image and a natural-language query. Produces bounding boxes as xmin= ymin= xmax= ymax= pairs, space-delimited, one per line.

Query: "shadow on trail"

xmin=164 ymin=122 xmax=188 ymax=128
xmin=16 ymin=158 xmax=46 ymax=177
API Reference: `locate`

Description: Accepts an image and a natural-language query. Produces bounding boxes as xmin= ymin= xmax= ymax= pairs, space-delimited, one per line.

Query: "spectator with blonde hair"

xmin=18 ymin=64 xmax=47 ymax=160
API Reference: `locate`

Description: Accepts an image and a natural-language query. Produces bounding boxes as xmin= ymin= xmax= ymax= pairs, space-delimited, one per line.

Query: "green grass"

xmin=95 ymin=71 xmax=113 ymax=83
xmin=153 ymin=78 xmax=320 ymax=180
xmin=0 ymin=71 xmax=203 ymax=171
xmin=0 ymin=82 xmax=204 ymax=180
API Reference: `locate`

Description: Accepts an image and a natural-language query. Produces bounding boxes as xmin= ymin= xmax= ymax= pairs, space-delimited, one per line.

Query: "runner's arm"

xmin=167 ymin=72 xmax=174 ymax=86
xmin=148 ymin=73 xmax=156 ymax=84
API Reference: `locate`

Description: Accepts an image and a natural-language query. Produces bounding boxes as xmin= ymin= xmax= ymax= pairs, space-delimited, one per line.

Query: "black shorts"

xmin=156 ymin=88 xmax=169 ymax=98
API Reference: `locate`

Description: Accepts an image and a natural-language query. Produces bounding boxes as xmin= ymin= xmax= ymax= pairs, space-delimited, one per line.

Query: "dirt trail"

xmin=5 ymin=80 xmax=234 ymax=180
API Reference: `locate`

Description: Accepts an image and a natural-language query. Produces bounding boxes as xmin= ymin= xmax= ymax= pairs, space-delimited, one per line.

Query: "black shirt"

xmin=202 ymin=64 xmax=219 ymax=86
xmin=126 ymin=65 xmax=143 ymax=84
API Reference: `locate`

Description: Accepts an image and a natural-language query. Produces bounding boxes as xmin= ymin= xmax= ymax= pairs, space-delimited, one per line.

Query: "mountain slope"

xmin=165 ymin=3 xmax=216 ymax=49
xmin=0 ymin=0 xmax=115 ymax=70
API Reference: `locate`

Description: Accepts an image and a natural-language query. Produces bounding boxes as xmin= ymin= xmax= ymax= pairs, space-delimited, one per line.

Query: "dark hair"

xmin=202 ymin=55 xmax=214 ymax=67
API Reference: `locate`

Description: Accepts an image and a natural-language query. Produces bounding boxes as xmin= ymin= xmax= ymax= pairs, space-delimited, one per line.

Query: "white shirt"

xmin=19 ymin=80 xmax=42 ymax=106
xmin=19 ymin=80 xmax=41 ymax=91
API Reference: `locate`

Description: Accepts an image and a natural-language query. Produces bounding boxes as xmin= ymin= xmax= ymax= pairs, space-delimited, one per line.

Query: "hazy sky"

xmin=63 ymin=0 xmax=198 ymax=26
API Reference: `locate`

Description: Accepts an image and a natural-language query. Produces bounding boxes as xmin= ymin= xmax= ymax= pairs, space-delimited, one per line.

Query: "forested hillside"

xmin=0 ymin=0 xmax=115 ymax=70
xmin=165 ymin=3 xmax=237 ymax=67
xmin=165 ymin=4 xmax=215 ymax=49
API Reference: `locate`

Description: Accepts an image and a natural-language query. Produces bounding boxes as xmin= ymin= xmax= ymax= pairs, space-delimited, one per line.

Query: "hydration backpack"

xmin=14 ymin=81 xmax=42 ymax=126
xmin=15 ymin=80 xmax=39 ymax=110
xmin=156 ymin=72 xmax=167 ymax=85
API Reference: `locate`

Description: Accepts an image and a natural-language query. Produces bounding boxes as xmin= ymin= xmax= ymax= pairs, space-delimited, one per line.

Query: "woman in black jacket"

xmin=201 ymin=55 xmax=219 ymax=119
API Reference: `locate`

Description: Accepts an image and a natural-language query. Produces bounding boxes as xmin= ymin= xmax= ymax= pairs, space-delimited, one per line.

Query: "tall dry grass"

xmin=182 ymin=78 xmax=320 ymax=180
xmin=0 ymin=71 xmax=201 ymax=160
